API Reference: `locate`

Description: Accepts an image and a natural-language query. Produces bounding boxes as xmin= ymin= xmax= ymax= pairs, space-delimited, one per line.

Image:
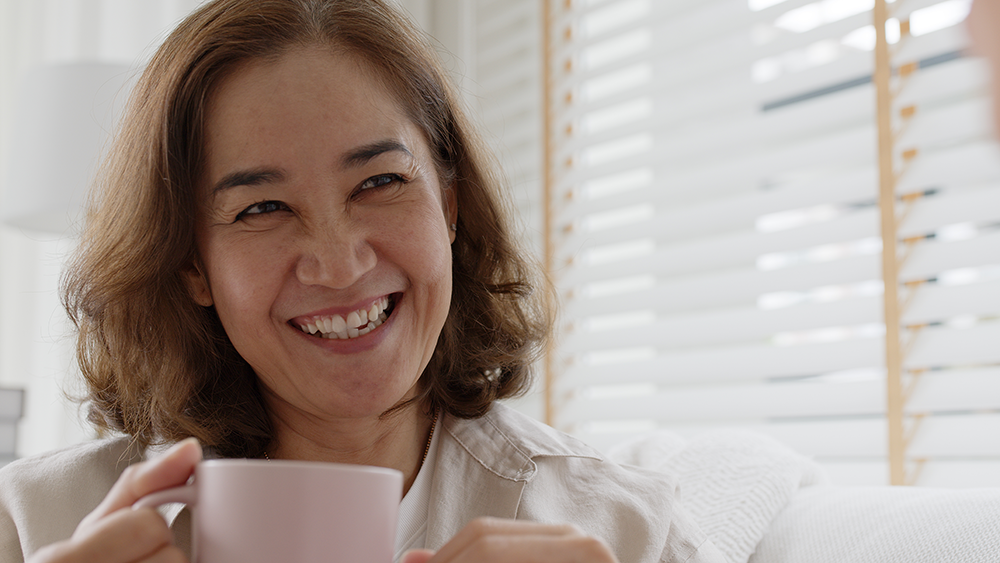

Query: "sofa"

xmin=609 ymin=430 xmax=1000 ymax=562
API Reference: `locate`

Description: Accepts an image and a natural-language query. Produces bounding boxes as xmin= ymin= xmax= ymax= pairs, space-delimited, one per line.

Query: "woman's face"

xmin=186 ymin=47 xmax=456 ymax=423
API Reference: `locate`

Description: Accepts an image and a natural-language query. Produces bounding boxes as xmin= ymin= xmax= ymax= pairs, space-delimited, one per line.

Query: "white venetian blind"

xmin=455 ymin=0 xmax=545 ymax=255
xmin=544 ymin=0 xmax=1000 ymax=486
xmin=432 ymin=0 xmax=548 ymax=415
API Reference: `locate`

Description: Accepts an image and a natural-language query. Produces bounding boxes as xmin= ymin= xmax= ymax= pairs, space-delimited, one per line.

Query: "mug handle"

xmin=133 ymin=484 xmax=198 ymax=510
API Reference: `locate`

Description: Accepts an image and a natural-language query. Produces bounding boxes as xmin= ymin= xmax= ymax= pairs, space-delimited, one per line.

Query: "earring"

xmin=449 ymin=223 xmax=457 ymax=232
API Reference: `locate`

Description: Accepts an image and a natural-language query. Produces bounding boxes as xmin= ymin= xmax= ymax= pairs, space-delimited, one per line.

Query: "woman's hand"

xmin=27 ymin=438 xmax=202 ymax=563
xmin=401 ymin=518 xmax=620 ymax=563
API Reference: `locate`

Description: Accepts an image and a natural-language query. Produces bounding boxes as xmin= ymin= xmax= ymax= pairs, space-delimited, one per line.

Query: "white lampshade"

xmin=1 ymin=63 xmax=132 ymax=235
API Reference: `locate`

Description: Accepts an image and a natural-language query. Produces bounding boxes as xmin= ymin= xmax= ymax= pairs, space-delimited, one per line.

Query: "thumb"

xmin=401 ymin=549 xmax=436 ymax=563
xmin=82 ymin=438 xmax=202 ymax=526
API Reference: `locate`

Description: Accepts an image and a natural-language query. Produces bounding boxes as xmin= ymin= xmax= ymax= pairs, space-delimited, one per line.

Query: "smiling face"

xmin=186 ymin=47 xmax=457 ymax=425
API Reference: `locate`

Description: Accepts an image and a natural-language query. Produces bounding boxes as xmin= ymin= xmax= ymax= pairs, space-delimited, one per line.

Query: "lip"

xmin=288 ymin=293 xmax=400 ymax=353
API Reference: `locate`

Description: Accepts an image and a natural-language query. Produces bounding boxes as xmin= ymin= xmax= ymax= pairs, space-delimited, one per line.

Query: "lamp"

xmin=1 ymin=63 xmax=132 ymax=235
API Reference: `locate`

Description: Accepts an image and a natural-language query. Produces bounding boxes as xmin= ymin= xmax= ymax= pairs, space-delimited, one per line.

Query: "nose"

xmin=294 ymin=221 xmax=377 ymax=289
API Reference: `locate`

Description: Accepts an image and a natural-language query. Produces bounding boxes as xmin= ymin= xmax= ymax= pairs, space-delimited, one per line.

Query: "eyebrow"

xmin=341 ymin=139 xmax=414 ymax=168
xmin=211 ymin=168 xmax=285 ymax=196
xmin=210 ymin=139 xmax=413 ymax=196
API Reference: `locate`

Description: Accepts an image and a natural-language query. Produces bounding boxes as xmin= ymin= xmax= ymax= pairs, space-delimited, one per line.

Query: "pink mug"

xmin=134 ymin=459 xmax=403 ymax=563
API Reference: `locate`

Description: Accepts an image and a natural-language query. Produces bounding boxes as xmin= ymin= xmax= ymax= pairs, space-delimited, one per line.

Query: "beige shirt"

xmin=0 ymin=404 xmax=723 ymax=563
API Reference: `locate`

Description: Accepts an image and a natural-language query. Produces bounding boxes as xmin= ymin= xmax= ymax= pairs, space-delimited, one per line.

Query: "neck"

xmin=266 ymin=401 xmax=435 ymax=496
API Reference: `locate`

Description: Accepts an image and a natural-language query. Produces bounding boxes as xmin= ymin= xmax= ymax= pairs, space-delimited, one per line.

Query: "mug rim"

xmin=200 ymin=458 xmax=404 ymax=479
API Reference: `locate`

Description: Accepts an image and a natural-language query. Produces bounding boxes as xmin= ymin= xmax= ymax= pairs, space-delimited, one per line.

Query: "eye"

xmin=358 ymin=173 xmax=406 ymax=192
xmin=235 ymin=200 xmax=289 ymax=221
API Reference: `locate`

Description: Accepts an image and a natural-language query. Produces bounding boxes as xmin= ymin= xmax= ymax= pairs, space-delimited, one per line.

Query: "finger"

xmin=25 ymin=541 xmax=76 ymax=563
xmin=28 ymin=538 xmax=189 ymax=563
xmin=66 ymin=507 xmax=175 ymax=563
xmin=82 ymin=438 xmax=202 ymax=527
xmin=430 ymin=518 xmax=582 ymax=563
xmin=400 ymin=549 xmax=436 ymax=563
xmin=142 ymin=544 xmax=188 ymax=563
xmin=435 ymin=534 xmax=616 ymax=563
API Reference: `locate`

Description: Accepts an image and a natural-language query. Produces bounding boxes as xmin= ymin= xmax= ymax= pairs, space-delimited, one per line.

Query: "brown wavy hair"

xmin=61 ymin=0 xmax=553 ymax=458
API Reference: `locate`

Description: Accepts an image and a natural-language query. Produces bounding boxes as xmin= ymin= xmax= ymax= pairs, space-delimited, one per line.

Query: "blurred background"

xmin=1 ymin=0 xmax=998 ymax=488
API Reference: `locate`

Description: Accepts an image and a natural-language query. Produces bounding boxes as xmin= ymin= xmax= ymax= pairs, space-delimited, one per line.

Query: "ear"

xmin=183 ymin=258 xmax=214 ymax=307
xmin=444 ymin=182 xmax=458 ymax=244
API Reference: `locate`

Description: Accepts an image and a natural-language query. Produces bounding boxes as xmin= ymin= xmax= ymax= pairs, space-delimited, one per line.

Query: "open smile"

xmin=294 ymin=294 xmax=397 ymax=340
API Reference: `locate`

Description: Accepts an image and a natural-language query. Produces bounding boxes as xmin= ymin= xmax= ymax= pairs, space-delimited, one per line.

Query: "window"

xmin=543 ymin=0 xmax=1000 ymax=486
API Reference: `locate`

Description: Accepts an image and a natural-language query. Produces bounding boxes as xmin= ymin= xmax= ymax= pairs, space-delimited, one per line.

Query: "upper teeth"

xmin=298 ymin=296 xmax=391 ymax=340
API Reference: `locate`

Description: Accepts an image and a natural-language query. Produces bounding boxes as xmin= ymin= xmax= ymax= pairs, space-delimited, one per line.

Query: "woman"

xmin=0 ymin=1 xmax=721 ymax=562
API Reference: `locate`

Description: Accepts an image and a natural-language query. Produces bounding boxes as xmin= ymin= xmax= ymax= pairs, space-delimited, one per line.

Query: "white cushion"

xmin=749 ymin=485 xmax=1000 ymax=563
xmin=610 ymin=430 xmax=826 ymax=563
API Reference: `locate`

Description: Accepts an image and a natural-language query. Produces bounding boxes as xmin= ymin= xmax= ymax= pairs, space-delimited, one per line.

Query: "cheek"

xmin=202 ymin=240 xmax=286 ymax=327
xmin=380 ymin=206 xmax=453 ymax=324
xmin=400 ymin=210 xmax=453 ymax=286
xmin=423 ymin=235 xmax=454 ymax=328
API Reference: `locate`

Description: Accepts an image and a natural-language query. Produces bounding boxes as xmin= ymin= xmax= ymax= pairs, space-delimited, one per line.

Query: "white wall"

xmin=0 ymin=0 xmax=224 ymax=458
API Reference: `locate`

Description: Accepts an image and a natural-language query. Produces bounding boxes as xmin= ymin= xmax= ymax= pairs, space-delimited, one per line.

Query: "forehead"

xmin=207 ymin=45 xmax=404 ymax=131
xmin=201 ymin=47 xmax=422 ymax=177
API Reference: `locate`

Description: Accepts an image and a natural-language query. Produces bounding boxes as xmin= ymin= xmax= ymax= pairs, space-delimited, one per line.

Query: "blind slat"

xmin=902 ymin=230 xmax=1000 ymax=280
xmin=561 ymin=227 xmax=1000 ymax=288
xmin=898 ymin=98 xmax=993 ymax=155
xmin=904 ymin=278 xmax=1000 ymax=322
xmin=564 ymin=167 xmax=876 ymax=240
xmin=566 ymin=260 xmax=999 ymax=331
xmin=562 ymin=368 xmax=1000 ymax=425
xmin=565 ymin=255 xmax=880 ymax=317
xmin=562 ymin=296 xmax=882 ymax=354
xmin=561 ymin=122 xmax=876 ymax=204
xmin=908 ymin=321 xmax=1000 ymax=367
xmin=560 ymin=210 xmax=879 ymax=284
xmin=568 ymin=338 xmax=883 ymax=386
xmin=576 ymin=413 xmax=1000 ymax=460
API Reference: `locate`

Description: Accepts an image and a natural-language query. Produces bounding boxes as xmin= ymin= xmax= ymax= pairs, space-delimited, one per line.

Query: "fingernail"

xmin=170 ymin=437 xmax=202 ymax=456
